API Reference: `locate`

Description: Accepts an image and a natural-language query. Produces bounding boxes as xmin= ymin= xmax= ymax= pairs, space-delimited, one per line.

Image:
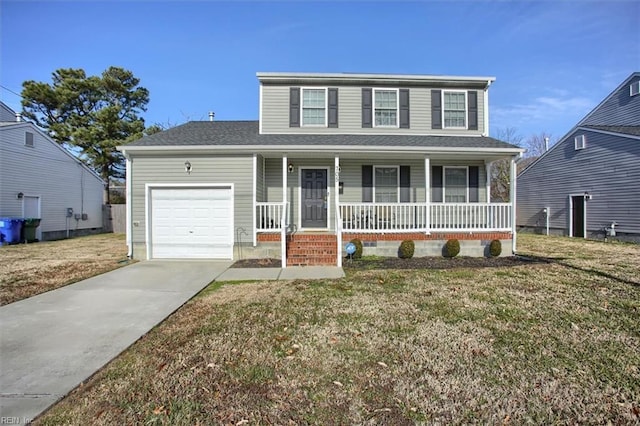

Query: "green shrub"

xmin=349 ymin=238 xmax=363 ymax=259
xmin=489 ymin=239 xmax=502 ymax=257
xmin=444 ymin=239 xmax=460 ymax=258
xmin=398 ymin=240 xmax=415 ymax=259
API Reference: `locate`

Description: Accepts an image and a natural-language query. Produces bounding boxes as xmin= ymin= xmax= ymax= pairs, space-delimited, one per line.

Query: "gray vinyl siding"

xmin=263 ymin=157 xmax=487 ymax=231
xmin=580 ymin=74 xmax=640 ymax=126
xmin=261 ymin=84 xmax=485 ymax=136
xmin=129 ymin=154 xmax=253 ymax=257
xmin=517 ymin=129 xmax=640 ymax=235
xmin=0 ymin=124 xmax=104 ymax=237
xmin=256 ymin=154 xmax=265 ymax=202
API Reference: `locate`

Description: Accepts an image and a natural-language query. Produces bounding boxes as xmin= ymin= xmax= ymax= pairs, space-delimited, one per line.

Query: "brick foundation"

xmin=342 ymin=231 xmax=512 ymax=241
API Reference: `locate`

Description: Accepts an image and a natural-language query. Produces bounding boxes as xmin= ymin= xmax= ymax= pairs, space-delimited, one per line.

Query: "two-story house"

xmin=119 ymin=72 xmax=523 ymax=266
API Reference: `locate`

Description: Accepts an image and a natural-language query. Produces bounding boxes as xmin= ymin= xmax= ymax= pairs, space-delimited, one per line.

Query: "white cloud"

xmin=492 ymin=94 xmax=595 ymax=133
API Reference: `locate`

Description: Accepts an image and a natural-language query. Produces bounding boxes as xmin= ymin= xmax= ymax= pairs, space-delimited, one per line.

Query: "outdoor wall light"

xmin=185 ymin=161 xmax=192 ymax=174
xmin=584 ymin=191 xmax=592 ymax=200
xmin=288 ymin=163 xmax=294 ymax=173
xmin=17 ymin=192 xmax=24 ymax=199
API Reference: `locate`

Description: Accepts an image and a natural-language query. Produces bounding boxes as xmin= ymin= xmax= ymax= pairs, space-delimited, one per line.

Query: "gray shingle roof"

xmin=583 ymin=125 xmax=640 ymax=136
xmin=129 ymin=121 xmax=519 ymax=150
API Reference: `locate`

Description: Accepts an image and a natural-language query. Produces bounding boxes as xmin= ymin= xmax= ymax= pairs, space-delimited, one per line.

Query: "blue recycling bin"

xmin=0 ymin=218 xmax=25 ymax=245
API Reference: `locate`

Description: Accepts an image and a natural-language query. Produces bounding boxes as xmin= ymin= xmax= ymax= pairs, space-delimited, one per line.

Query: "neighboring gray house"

xmin=119 ymin=72 xmax=523 ymax=266
xmin=0 ymin=101 xmax=105 ymax=241
xmin=517 ymin=72 xmax=640 ymax=241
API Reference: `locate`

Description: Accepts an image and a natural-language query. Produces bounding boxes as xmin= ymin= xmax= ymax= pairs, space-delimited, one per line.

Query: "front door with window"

xmin=301 ymin=169 xmax=327 ymax=228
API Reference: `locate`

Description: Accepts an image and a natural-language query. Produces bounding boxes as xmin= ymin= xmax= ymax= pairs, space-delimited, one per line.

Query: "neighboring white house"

xmin=0 ymin=101 xmax=105 ymax=241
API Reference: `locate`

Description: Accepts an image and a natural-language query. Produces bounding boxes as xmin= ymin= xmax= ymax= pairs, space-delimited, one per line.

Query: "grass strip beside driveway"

xmin=0 ymin=234 xmax=130 ymax=305
xmin=36 ymin=234 xmax=640 ymax=424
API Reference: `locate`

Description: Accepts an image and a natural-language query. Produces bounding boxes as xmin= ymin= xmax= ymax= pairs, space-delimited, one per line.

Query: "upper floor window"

xmin=301 ymin=88 xmax=326 ymax=126
xmin=630 ymin=81 xmax=640 ymax=97
xmin=374 ymin=89 xmax=398 ymax=127
xmin=25 ymin=131 xmax=34 ymax=147
xmin=574 ymin=134 xmax=586 ymax=150
xmin=443 ymin=91 xmax=467 ymax=128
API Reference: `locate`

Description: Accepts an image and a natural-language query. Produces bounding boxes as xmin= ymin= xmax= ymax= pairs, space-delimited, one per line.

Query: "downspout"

xmin=125 ymin=153 xmax=133 ymax=258
xmin=510 ymin=155 xmax=518 ymax=254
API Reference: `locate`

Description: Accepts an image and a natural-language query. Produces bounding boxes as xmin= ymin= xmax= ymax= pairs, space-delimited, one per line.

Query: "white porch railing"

xmin=256 ymin=202 xmax=286 ymax=232
xmin=430 ymin=203 xmax=511 ymax=231
xmin=339 ymin=203 xmax=428 ymax=232
xmin=338 ymin=202 xmax=512 ymax=232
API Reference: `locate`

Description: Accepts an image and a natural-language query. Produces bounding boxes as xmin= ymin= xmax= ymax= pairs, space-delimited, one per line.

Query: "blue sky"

xmin=1 ymin=1 xmax=638 ymax=143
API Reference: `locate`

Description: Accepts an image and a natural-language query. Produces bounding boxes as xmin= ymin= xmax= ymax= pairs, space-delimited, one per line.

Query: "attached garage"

xmin=147 ymin=185 xmax=234 ymax=259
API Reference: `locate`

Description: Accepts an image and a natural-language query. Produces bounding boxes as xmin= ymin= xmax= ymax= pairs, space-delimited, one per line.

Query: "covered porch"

xmin=253 ymin=151 xmax=519 ymax=266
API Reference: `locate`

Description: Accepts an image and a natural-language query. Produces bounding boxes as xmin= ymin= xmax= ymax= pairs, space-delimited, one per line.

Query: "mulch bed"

xmin=232 ymin=256 xmax=543 ymax=269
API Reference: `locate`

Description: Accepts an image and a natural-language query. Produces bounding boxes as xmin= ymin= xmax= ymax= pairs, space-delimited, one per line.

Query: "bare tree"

xmin=491 ymin=127 xmax=523 ymax=202
xmin=523 ymin=132 xmax=555 ymax=158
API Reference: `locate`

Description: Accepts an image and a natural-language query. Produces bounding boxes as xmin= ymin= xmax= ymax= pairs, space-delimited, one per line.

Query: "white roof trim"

xmin=119 ymin=144 xmax=523 ymax=155
xmin=575 ymin=126 xmax=640 ymax=140
xmin=257 ymin=72 xmax=495 ymax=86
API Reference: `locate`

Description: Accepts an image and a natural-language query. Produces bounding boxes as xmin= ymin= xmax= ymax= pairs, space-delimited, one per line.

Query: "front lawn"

xmin=38 ymin=234 xmax=640 ymax=424
xmin=0 ymin=233 xmax=130 ymax=305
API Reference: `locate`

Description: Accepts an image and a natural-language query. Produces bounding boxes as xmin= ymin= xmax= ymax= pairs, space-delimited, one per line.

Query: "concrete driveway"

xmin=0 ymin=260 xmax=231 ymax=422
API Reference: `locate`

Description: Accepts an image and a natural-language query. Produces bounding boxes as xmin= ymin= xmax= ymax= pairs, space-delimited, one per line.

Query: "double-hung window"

xmin=374 ymin=89 xmax=398 ymax=127
xmin=443 ymin=91 xmax=466 ymax=128
xmin=374 ymin=166 xmax=399 ymax=202
xmin=302 ymin=88 xmax=327 ymax=126
xmin=444 ymin=167 xmax=467 ymax=202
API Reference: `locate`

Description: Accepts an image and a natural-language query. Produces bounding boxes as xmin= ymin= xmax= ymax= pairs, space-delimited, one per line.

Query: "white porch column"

xmin=335 ymin=156 xmax=341 ymax=267
xmin=281 ymin=155 xmax=287 ymax=268
xmin=485 ymin=161 xmax=492 ymax=203
xmin=424 ymin=156 xmax=430 ymax=233
xmin=510 ymin=156 xmax=517 ymax=254
xmin=252 ymin=153 xmax=257 ymax=247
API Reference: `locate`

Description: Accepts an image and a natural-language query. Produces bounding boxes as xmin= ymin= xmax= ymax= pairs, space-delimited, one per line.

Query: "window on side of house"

xmin=374 ymin=166 xmax=399 ymax=202
xmin=444 ymin=167 xmax=467 ymax=203
xmin=25 ymin=131 xmax=34 ymax=147
xmin=374 ymin=89 xmax=398 ymax=127
xmin=443 ymin=91 xmax=467 ymax=129
xmin=301 ymin=88 xmax=327 ymax=126
xmin=630 ymin=81 xmax=640 ymax=96
xmin=574 ymin=134 xmax=586 ymax=150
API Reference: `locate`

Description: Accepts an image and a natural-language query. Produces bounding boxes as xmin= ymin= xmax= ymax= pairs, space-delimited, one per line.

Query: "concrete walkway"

xmin=0 ymin=260 xmax=231 ymax=422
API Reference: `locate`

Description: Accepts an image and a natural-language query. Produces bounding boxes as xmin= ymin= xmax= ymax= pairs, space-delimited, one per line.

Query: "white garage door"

xmin=150 ymin=187 xmax=233 ymax=259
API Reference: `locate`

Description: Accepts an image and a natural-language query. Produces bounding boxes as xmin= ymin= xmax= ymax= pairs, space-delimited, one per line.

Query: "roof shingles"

xmin=128 ymin=121 xmax=519 ymax=150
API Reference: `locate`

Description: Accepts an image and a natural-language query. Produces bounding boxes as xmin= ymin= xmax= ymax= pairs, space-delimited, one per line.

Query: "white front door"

xmin=150 ymin=187 xmax=234 ymax=259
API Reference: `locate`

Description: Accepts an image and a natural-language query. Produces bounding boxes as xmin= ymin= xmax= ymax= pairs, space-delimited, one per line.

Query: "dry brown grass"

xmin=37 ymin=234 xmax=640 ymax=424
xmin=0 ymin=234 xmax=130 ymax=305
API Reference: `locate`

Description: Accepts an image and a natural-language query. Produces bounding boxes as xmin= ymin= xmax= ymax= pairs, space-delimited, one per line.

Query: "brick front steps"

xmin=286 ymin=233 xmax=337 ymax=266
